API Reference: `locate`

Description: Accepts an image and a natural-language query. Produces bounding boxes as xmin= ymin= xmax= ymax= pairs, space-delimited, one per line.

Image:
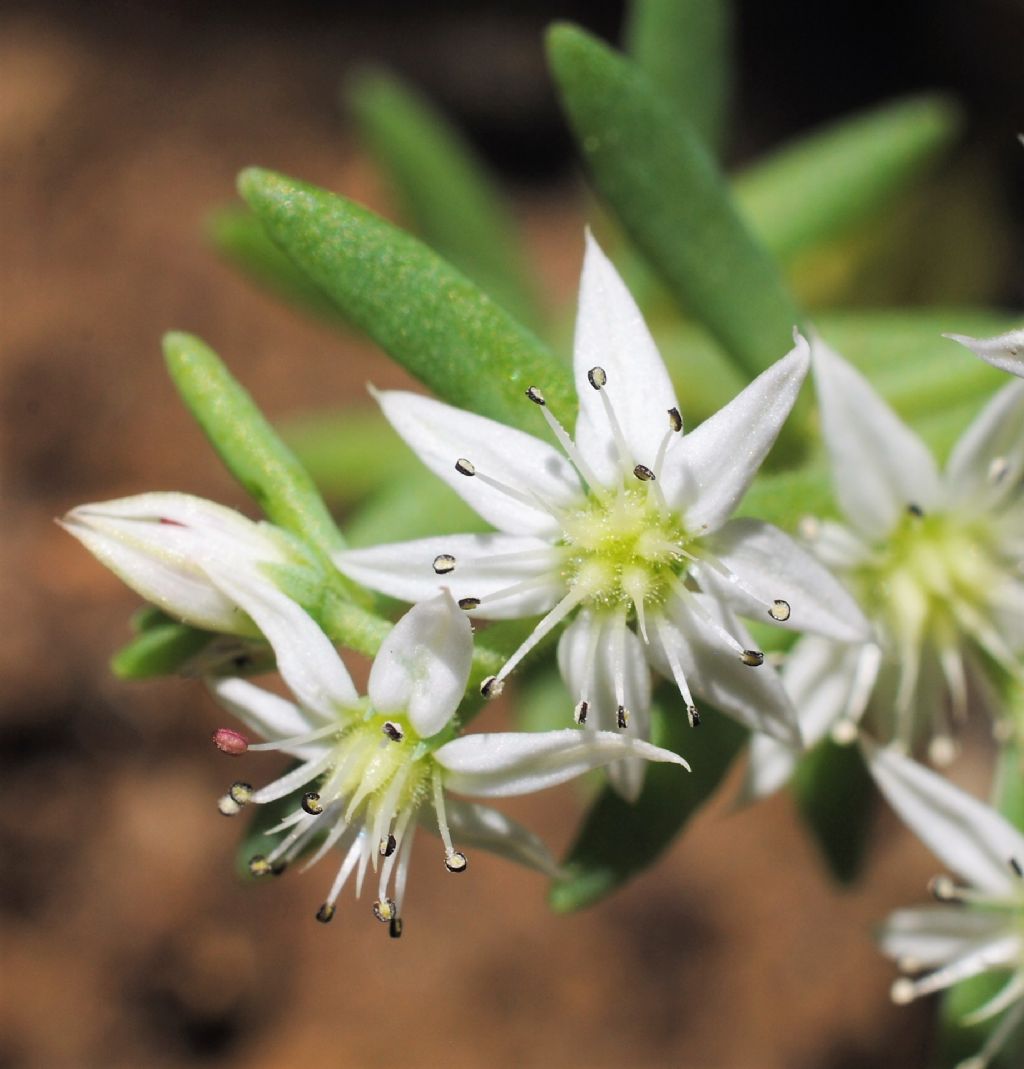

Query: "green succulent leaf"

xmin=112 ymin=621 xmax=215 ymax=679
xmin=238 ymin=167 xmax=573 ymax=433
xmin=346 ymin=67 xmax=539 ymax=328
xmin=734 ymin=94 xmax=962 ymax=264
xmin=549 ymin=703 xmax=746 ymax=912
xmin=546 ymin=23 xmax=802 ymax=381
xmin=623 ymin=0 xmax=733 ymax=155
xmin=164 ymin=332 xmax=347 ymax=560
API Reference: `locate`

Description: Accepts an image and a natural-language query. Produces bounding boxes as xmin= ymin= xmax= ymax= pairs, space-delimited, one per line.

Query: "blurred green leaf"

xmin=791 ymin=738 xmax=877 ymax=884
xmin=208 ymin=207 xmax=348 ymax=324
xmin=550 ymin=703 xmax=746 ymax=912
xmin=734 ymin=95 xmax=962 ymax=263
xmin=623 ymin=0 xmax=733 ymax=155
xmin=164 ymin=332 xmax=347 ymax=559
xmin=239 ymin=168 xmax=573 ymax=433
xmin=938 ymin=969 xmax=1024 ymax=1069
xmin=346 ymin=68 xmax=540 ymax=328
xmin=546 ymin=23 xmax=803 ymax=381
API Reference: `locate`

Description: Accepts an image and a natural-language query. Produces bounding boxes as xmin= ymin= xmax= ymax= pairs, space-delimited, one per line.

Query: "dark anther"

xmin=587 ymin=366 xmax=608 ymax=390
xmin=389 ymin=916 xmax=404 ymax=939
xmin=907 ymin=503 xmax=925 ymax=518
xmin=769 ymin=599 xmax=791 ymax=622
xmin=229 ymin=781 xmax=254 ymax=805
xmin=574 ymin=700 xmax=589 ymax=725
xmin=444 ymin=851 xmax=468 ymax=873
xmin=433 ymin=554 xmax=456 ymax=575
xmin=380 ymin=834 xmax=397 ymax=858
xmin=480 ymin=675 xmax=503 ymax=699
xmin=616 ymin=705 xmax=630 ymax=729
xmin=382 ymin=721 xmax=404 ymax=743
xmin=458 ymin=597 xmax=481 ymax=610
xmin=301 ymin=791 xmax=323 ymax=815
xmin=687 ymin=705 xmax=701 ymax=728
xmin=740 ymin=650 xmax=765 ymax=667
xmin=316 ymin=903 xmax=336 ymax=924
xmin=633 ymin=464 xmax=656 ymax=482
xmin=248 ymin=855 xmax=272 ymax=878
xmin=526 ymin=386 xmax=546 ymax=406
xmin=455 ymin=458 xmax=476 ymax=477
xmin=668 ymin=407 xmax=683 ymax=433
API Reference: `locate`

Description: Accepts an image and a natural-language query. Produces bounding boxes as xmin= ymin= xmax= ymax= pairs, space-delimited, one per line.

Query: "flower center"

xmin=559 ymin=483 xmax=689 ymax=612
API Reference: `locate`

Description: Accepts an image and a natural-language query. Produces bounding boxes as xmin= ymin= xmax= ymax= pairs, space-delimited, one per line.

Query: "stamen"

xmin=432 ymin=768 xmax=456 ymax=860
xmin=444 ymin=851 xmax=468 ymax=873
xmin=373 ymin=898 xmax=397 ymax=923
xmin=740 ymin=650 xmax=765 ymax=667
xmin=455 ymin=458 xmax=475 ymax=477
xmin=491 ymin=589 xmax=586 ymax=686
xmin=667 ymin=407 xmax=683 ymax=433
xmin=212 ymin=727 xmax=248 ymax=755
xmin=230 ymin=781 xmax=254 ymax=805
xmin=480 ymin=675 xmax=503 ymax=699
xmin=248 ymin=855 xmax=273 ymax=878
xmin=458 ymin=597 xmax=481 ymax=610
xmin=593 ymin=374 xmax=633 ymax=468
xmin=890 ymin=978 xmax=917 ymax=1005
xmin=380 ymin=834 xmax=397 ymax=858
xmin=382 ymin=721 xmax=404 ymax=743
xmin=433 ymin=554 xmax=456 ymax=575
xmin=633 ymin=464 xmax=656 ymax=482
xmin=687 ymin=705 xmax=700 ymax=728
xmin=525 ymin=386 xmax=545 ymax=405
xmin=389 ymin=916 xmax=404 ymax=939
xmin=574 ymin=700 xmax=589 ymax=725
xmin=316 ymin=903 xmax=335 ymax=923
xmin=769 ymin=599 xmax=791 ymax=622
xmin=475 ymin=574 xmax=563 ymax=608
xmin=928 ymin=736 xmax=958 ymax=767
xmin=616 ymin=706 xmax=630 ymax=729
xmin=302 ymin=791 xmax=324 ymax=815
xmin=587 ymin=366 xmax=607 ymax=389
xmin=907 ymin=503 xmax=925 ymax=518
xmin=535 ymin=402 xmax=604 ymax=490
xmin=929 ymin=874 xmax=957 ymax=901
xmin=653 ymin=617 xmax=698 ymax=718
xmin=217 ymin=794 xmax=242 ymax=817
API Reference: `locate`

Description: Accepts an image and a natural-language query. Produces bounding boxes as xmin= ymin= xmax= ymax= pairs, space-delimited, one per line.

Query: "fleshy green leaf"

xmin=207 ymin=207 xmax=348 ymax=324
xmin=546 ymin=23 xmax=802 ymax=381
xmin=549 ymin=702 xmax=746 ymax=911
xmin=791 ymin=738 xmax=877 ymax=884
xmin=163 ymin=332 xmax=347 ymax=559
xmin=238 ymin=167 xmax=573 ymax=433
xmin=623 ymin=0 xmax=733 ymax=155
xmin=939 ymin=969 xmax=1024 ymax=1069
xmin=346 ymin=68 xmax=539 ymax=328
xmin=112 ymin=621 xmax=214 ymax=679
xmin=734 ymin=95 xmax=962 ymax=263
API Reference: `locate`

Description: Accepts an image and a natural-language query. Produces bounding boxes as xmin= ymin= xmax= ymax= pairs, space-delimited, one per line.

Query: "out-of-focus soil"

xmin=0 ymin=6 xmax=994 ymax=1067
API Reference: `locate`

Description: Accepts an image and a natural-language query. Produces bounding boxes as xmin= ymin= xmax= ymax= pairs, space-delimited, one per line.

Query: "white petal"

xmin=434 ymin=728 xmax=688 ymax=798
xmin=439 ymin=797 xmax=562 ymax=877
xmin=648 ymin=593 xmax=801 ymax=746
xmin=879 ymin=906 xmax=1014 ymax=969
xmin=367 ymin=592 xmax=472 ymax=738
xmin=202 ymin=566 xmax=358 ymax=721
xmin=811 ymin=340 xmax=942 ymax=539
xmin=572 ymin=233 xmax=681 ymax=485
xmin=865 ymin=741 xmax=1024 ymax=894
xmin=334 ymin=533 xmax=563 ymax=619
xmin=945 ymin=378 xmax=1024 ymax=511
xmin=375 ymin=389 xmax=582 ymax=538
xmin=704 ymin=518 xmax=872 ymax=642
xmin=664 ymin=336 xmax=810 ymax=531
xmin=742 ymin=635 xmax=870 ymax=799
xmin=557 ymin=612 xmax=652 ymax=802
xmin=945 ymin=328 xmax=1024 ymax=378
xmin=208 ymin=677 xmax=321 ymax=757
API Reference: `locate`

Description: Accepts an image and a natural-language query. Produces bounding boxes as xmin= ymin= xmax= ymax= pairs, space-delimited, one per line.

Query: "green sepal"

xmin=734 ymin=94 xmax=962 ymax=264
xmin=207 ymin=207 xmax=349 ymax=324
xmin=163 ymin=332 xmax=347 ymax=560
xmin=546 ymin=23 xmax=803 ymax=382
xmin=623 ymin=0 xmax=733 ymax=155
xmin=111 ymin=621 xmax=215 ymax=679
xmin=549 ymin=702 xmax=746 ymax=912
xmin=346 ymin=67 xmax=539 ymax=328
xmin=791 ymin=738 xmax=877 ymax=884
xmin=238 ymin=167 xmax=573 ymax=433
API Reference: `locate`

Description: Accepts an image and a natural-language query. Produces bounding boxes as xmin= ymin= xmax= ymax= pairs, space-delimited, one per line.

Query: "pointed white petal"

xmin=945 ymin=328 xmax=1024 ymax=378
xmin=208 ymin=677 xmax=322 ymax=756
xmin=704 ymin=518 xmax=872 ymax=642
xmin=202 ymin=566 xmax=358 ymax=721
xmin=945 ymin=378 xmax=1024 ymax=510
xmin=438 ymin=797 xmax=562 ymax=877
xmin=806 ymin=519 xmax=872 ymax=571
xmin=557 ymin=612 xmax=652 ymax=802
xmin=434 ymin=728 xmax=688 ymax=798
xmin=812 ymin=341 xmax=942 ymax=539
xmin=865 ymin=741 xmax=1024 ymax=894
xmin=663 ymin=336 xmax=810 ymax=531
xmin=367 ymin=592 xmax=473 ymax=737
xmin=743 ymin=734 xmax=800 ymax=801
xmin=572 ymin=233 xmax=681 ymax=484
xmin=375 ymin=389 xmax=582 ymax=538
xmin=333 ymin=533 xmax=563 ymax=619
xmin=879 ymin=906 xmax=1014 ymax=969
xmin=648 ymin=593 xmax=801 ymax=746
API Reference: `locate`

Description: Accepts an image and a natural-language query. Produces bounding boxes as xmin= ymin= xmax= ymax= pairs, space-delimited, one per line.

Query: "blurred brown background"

xmin=3 ymin=2 xmax=1022 ymax=1067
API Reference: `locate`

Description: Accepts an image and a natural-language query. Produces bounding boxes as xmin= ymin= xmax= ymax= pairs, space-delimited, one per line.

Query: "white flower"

xmin=203 ymin=574 xmax=688 ymax=933
xmin=946 ymin=328 xmax=1024 ymax=379
xmin=866 ymin=740 xmax=1024 ymax=1069
xmin=335 ymin=235 xmax=867 ymax=798
xmin=61 ymin=492 xmax=302 ymax=634
xmin=746 ymin=343 xmax=1024 ymax=798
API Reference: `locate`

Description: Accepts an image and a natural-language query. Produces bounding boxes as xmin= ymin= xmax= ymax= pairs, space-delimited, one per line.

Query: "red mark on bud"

xmin=159 ymin=517 xmax=186 ymax=526
xmin=212 ymin=728 xmax=248 ymax=755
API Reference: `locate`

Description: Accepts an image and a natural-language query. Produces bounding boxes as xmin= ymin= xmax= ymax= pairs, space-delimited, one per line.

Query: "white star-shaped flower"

xmin=866 ymin=741 xmax=1024 ymax=1069
xmin=335 ymin=235 xmax=868 ymax=799
xmin=746 ymin=342 xmax=1024 ymax=798
xmin=946 ymin=328 xmax=1024 ymax=379
xmin=204 ymin=574 xmax=688 ymax=933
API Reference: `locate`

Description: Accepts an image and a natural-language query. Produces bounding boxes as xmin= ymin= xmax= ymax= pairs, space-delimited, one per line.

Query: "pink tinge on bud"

xmin=212 ymin=728 xmax=249 ymax=755
xmin=158 ymin=517 xmax=186 ymax=526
